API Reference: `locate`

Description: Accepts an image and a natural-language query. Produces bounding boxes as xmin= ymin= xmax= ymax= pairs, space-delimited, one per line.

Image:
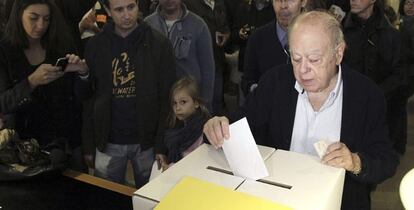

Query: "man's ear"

xmin=301 ymin=0 xmax=308 ymax=9
xmin=335 ymin=42 xmax=346 ymax=65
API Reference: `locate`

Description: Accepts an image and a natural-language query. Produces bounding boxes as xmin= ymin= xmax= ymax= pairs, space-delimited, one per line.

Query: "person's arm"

xmin=0 ymin=50 xmax=33 ymax=113
xmin=349 ymin=88 xmax=399 ymax=183
xmin=378 ymin=29 xmax=405 ymax=99
xmin=81 ymin=97 xmax=96 ymax=168
xmin=197 ymin=21 xmax=215 ymax=111
xmin=73 ymin=40 xmax=96 ymax=101
xmin=241 ymin=32 xmax=260 ymax=96
xmin=0 ymin=48 xmax=65 ymax=113
xmin=204 ymin=66 xmax=278 ymax=148
xmin=155 ymin=39 xmax=176 ymax=156
xmin=0 ymin=113 xmax=4 ymax=130
xmin=214 ymin=0 xmax=231 ymax=47
xmin=323 ymin=84 xmax=399 ymax=183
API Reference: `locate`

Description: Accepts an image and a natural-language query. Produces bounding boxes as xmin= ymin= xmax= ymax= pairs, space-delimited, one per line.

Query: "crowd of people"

xmin=0 ymin=0 xmax=411 ymax=209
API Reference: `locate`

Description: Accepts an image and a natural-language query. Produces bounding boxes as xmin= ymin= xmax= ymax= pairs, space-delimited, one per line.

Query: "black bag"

xmin=0 ymin=129 xmax=67 ymax=181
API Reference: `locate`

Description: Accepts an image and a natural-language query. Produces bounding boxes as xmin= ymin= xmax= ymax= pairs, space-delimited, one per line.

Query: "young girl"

xmin=162 ymin=77 xmax=211 ymax=169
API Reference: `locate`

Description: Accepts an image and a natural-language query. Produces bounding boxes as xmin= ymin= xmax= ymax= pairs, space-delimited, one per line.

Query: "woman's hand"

xmin=28 ymin=64 xmax=64 ymax=89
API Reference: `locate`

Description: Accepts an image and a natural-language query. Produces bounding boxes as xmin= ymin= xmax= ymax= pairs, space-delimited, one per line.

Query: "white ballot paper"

xmin=313 ymin=140 xmax=331 ymax=159
xmin=222 ymin=118 xmax=269 ymax=180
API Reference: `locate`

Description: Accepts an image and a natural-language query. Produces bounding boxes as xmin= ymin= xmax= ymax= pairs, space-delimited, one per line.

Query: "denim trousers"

xmin=94 ymin=143 xmax=154 ymax=189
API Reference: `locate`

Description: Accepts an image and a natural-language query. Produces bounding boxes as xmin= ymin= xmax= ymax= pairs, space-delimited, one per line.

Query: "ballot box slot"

xmin=235 ymin=180 xmax=246 ymax=190
xmin=206 ymin=166 xmax=292 ymax=189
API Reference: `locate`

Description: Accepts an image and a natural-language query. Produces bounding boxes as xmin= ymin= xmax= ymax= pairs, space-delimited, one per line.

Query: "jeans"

xmin=94 ymin=143 xmax=154 ymax=189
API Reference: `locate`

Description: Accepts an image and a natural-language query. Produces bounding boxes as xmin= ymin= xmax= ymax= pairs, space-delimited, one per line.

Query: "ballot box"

xmin=236 ymin=150 xmax=345 ymax=210
xmin=132 ymin=144 xmax=344 ymax=210
xmin=133 ymin=144 xmax=274 ymax=210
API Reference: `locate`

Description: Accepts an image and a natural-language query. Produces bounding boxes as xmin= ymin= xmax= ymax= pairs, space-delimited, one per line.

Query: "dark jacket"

xmin=183 ymin=0 xmax=230 ymax=73
xmin=400 ymin=16 xmax=414 ymax=95
xmin=80 ymin=21 xmax=176 ymax=155
xmin=0 ymin=41 xmax=82 ymax=148
xmin=241 ymin=20 xmax=288 ymax=96
xmin=230 ymin=1 xmax=275 ymax=72
xmin=342 ymin=8 xmax=404 ymax=99
xmin=400 ymin=16 xmax=414 ymax=77
xmin=145 ymin=3 xmax=215 ymax=109
xmin=230 ymin=64 xmax=399 ymax=210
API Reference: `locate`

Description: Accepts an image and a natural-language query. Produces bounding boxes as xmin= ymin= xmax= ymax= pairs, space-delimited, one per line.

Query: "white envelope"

xmin=222 ymin=118 xmax=269 ymax=180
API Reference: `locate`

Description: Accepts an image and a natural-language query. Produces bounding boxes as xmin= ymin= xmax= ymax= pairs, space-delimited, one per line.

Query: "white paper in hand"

xmin=313 ymin=140 xmax=331 ymax=159
xmin=149 ymin=161 xmax=162 ymax=181
xmin=222 ymin=118 xmax=269 ymax=180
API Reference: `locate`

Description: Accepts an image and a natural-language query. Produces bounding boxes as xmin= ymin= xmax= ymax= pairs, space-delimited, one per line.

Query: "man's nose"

xmin=298 ymin=61 xmax=310 ymax=74
xmin=123 ymin=11 xmax=131 ymax=19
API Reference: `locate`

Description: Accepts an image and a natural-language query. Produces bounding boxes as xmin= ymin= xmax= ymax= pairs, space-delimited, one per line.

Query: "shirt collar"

xmin=276 ymin=22 xmax=288 ymax=47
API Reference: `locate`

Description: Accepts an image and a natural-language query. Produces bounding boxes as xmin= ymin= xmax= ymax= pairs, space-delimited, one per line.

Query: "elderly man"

xmin=203 ymin=11 xmax=398 ymax=210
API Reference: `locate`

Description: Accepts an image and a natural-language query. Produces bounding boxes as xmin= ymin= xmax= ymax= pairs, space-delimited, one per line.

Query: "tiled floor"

xmin=371 ymin=98 xmax=414 ymax=210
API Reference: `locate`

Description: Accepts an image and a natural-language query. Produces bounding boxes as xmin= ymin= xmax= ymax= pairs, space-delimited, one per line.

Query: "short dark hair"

xmin=399 ymin=0 xmax=412 ymax=16
xmin=100 ymin=0 xmax=138 ymax=9
xmin=3 ymin=0 xmax=74 ymax=54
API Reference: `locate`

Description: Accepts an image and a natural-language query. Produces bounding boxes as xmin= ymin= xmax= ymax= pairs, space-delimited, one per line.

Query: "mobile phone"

xmin=55 ymin=57 xmax=69 ymax=70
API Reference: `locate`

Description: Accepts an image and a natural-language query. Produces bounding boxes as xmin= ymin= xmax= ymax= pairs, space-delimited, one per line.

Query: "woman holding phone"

xmin=0 ymin=0 xmax=89 ymax=172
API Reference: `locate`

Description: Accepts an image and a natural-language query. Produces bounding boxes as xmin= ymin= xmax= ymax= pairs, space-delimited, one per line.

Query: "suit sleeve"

xmin=241 ymin=32 xmax=260 ymax=96
xmin=155 ymin=39 xmax=176 ymax=155
xmin=0 ymin=47 xmax=33 ymax=114
xmin=79 ymin=39 xmax=97 ymax=155
xmin=197 ymin=21 xmax=215 ymax=110
xmin=350 ymin=85 xmax=399 ymax=184
xmin=379 ymin=29 xmax=405 ymax=99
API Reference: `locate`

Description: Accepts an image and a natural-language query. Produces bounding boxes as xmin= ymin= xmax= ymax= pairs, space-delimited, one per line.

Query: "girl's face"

xmin=173 ymin=89 xmax=199 ymax=121
xmin=22 ymin=4 xmax=50 ymax=41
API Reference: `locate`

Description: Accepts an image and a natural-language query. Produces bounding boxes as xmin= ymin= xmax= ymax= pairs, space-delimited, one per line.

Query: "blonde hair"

xmin=166 ymin=77 xmax=210 ymax=128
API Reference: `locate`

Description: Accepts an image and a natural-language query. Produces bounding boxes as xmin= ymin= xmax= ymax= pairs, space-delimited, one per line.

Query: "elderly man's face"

xmin=289 ymin=24 xmax=343 ymax=93
xmin=273 ymin=0 xmax=305 ymax=29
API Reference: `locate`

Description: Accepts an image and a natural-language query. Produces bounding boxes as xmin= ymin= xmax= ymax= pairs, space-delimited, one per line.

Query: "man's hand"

xmin=63 ymin=54 xmax=89 ymax=75
xmin=203 ymin=116 xmax=230 ymax=149
xmin=215 ymin=31 xmax=230 ymax=47
xmin=322 ymin=142 xmax=362 ymax=174
xmin=155 ymin=154 xmax=169 ymax=171
xmin=84 ymin=154 xmax=95 ymax=169
xmin=239 ymin=24 xmax=249 ymax=40
xmin=78 ymin=9 xmax=101 ymax=34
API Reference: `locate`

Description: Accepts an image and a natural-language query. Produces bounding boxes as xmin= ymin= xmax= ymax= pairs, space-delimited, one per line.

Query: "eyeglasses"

xmin=405 ymin=1 xmax=414 ymax=6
